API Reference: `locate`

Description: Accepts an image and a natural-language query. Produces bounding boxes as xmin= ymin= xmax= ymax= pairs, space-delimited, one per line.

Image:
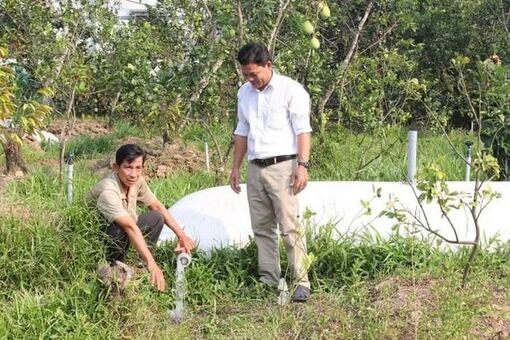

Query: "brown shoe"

xmin=97 ymin=261 xmax=134 ymax=290
xmin=291 ymin=285 xmax=310 ymax=303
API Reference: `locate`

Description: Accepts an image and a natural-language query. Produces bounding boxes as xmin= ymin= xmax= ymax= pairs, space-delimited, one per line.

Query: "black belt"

xmin=250 ymin=154 xmax=297 ymax=167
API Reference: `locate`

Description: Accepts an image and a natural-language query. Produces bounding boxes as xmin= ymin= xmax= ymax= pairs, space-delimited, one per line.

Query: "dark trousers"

xmin=104 ymin=211 xmax=164 ymax=264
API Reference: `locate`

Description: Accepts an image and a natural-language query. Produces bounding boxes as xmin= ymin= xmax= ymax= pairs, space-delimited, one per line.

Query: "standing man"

xmin=229 ymin=42 xmax=312 ymax=302
xmin=89 ymin=143 xmax=195 ymax=291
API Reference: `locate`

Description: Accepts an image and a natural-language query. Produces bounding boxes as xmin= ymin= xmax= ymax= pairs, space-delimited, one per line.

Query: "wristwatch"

xmin=298 ymin=161 xmax=311 ymax=169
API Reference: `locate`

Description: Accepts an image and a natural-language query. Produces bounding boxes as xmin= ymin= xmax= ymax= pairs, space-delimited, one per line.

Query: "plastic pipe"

xmin=176 ymin=252 xmax=192 ymax=268
xmin=407 ymin=130 xmax=418 ymax=184
xmin=205 ymin=140 xmax=210 ymax=172
xmin=67 ymin=152 xmax=74 ymax=203
xmin=465 ymin=141 xmax=473 ymax=181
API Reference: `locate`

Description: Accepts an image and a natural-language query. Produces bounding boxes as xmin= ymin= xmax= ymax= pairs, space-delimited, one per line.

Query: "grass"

xmin=150 ymin=171 xmax=219 ymax=207
xmin=64 ymin=120 xmax=151 ymax=160
xmin=312 ymin=126 xmax=476 ymax=181
xmin=1 ymin=122 xmax=509 ymax=338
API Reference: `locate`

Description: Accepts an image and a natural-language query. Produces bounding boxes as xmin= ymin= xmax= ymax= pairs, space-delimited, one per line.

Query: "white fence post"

xmin=67 ymin=152 xmax=74 ymax=204
xmin=205 ymin=140 xmax=210 ymax=172
xmin=407 ymin=130 xmax=418 ymax=184
xmin=465 ymin=141 xmax=473 ymax=181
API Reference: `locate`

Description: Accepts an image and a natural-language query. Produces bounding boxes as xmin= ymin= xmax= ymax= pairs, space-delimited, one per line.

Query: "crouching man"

xmin=88 ymin=143 xmax=195 ymax=291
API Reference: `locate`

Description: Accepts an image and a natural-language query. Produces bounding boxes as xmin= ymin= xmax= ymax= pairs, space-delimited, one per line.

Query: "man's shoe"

xmin=259 ymin=276 xmax=279 ymax=288
xmin=97 ymin=264 xmax=112 ymax=286
xmin=291 ymin=285 xmax=310 ymax=303
xmin=97 ymin=261 xmax=134 ymax=291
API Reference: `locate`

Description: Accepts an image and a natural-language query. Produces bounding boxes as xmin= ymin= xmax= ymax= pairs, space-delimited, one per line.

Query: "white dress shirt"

xmin=234 ymin=72 xmax=312 ymax=160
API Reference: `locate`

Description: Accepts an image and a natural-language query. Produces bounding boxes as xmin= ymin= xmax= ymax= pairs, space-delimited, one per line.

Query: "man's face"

xmin=114 ymin=156 xmax=144 ymax=190
xmin=240 ymin=61 xmax=273 ymax=91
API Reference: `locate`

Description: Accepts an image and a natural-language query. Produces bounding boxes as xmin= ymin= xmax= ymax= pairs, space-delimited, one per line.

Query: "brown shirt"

xmin=88 ymin=173 xmax=157 ymax=223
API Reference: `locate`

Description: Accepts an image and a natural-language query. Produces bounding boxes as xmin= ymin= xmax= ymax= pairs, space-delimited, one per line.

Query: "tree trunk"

xmin=4 ymin=138 xmax=28 ymax=174
xmin=162 ymin=129 xmax=170 ymax=146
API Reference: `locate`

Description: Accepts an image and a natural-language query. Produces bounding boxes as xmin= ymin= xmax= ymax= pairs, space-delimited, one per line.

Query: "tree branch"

xmin=359 ymin=22 xmax=398 ymax=55
xmin=203 ymin=121 xmax=224 ymax=165
xmin=236 ymin=0 xmax=245 ymax=46
xmin=438 ymin=204 xmax=460 ymax=243
xmin=267 ymin=0 xmax=292 ymax=55
xmin=419 ymin=98 xmax=467 ymax=162
xmin=317 ymin=1 xmax=374 ymax=123
xmin=189 ymin=58 xmax=225 ymax=103
xmin=500 ymin=0 xmax=510 ymax=42
xmin=352 ymin=136 xmax=402 ymax=180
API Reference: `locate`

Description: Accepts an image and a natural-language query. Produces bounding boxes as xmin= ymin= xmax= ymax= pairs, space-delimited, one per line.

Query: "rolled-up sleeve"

xmin=234 ymin=92 xmax=250 ymax=137
xmin=289 ymin=84 xmax=312 ymax=135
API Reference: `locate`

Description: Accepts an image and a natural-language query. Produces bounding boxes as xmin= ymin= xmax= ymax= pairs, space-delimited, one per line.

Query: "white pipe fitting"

xmin=177 ymin=252 xmax=192 ymax=268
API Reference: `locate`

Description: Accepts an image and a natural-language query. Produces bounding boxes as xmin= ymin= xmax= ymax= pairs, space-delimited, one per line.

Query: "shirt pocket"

xmin=266 ymin=104 xmax=289 ymax=130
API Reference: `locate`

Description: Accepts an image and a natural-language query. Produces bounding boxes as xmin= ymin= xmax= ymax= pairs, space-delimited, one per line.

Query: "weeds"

xmin=312 ymin=126 xmax=475 ymax=181
xmin=1 ymin=127 xmax=508 ymax=338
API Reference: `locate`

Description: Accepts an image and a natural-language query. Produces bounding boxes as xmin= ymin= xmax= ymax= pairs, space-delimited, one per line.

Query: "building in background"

xmin=115 ymin=0 xmax=156 ymax=22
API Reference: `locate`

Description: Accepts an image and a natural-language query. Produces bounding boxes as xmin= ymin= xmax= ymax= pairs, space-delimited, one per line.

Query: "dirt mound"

xmin=144 ymin=140 xmax=205 ymax=178
xmin=47 ymin=119 xmax=110 ymax=138
xmin=45 ymin=118 xmax=205 ymax=177
xmin=92 ymin=139 xmax=205 ymax=179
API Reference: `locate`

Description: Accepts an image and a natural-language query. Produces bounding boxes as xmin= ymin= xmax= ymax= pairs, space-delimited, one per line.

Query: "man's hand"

xmin=148 ymin=262 xmax=166 ymax=292
xmin=292 ymin=165 xmax=308 ymax=194
xmin=148 ymin=200 xmax=196 ymax=254
xmin=229 ymin=168 xmax=242 ymax=193
xmin=175 ymin=233 xmax=196 ymax=253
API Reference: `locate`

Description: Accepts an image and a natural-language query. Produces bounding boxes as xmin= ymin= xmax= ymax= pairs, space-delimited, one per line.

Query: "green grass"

xmin=180 ymin=120 xmax=235 ymax=152
xmin=150 ymin=170 xmax=219 ymax=207
xmin=1 ymin=199 xmax=508 ymax=338
xmin=1 ymin=124 xmax=508 ymax=338
xmin=311 ymin=126 xmax=476 ymax=181
xmin=66 ymin=134 xmax=117 ymax=159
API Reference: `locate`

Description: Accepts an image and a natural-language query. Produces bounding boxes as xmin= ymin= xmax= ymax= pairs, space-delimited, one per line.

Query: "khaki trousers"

xmin=247 ymin=159 xmax=310 ymax=288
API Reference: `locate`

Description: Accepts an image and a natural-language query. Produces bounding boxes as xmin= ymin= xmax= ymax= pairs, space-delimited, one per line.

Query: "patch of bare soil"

xmin=0 ymin=173 xmax=11 ymax=190
xmin=470 ymin=285 xmax=510 ymax=339
xmin=370 ymin=276 xmax=437 ymax=338
xmin=0 ymin=198 xmax=36 ymax=222
xmin=47 ymin=119 xmax=110 ymax=138
xmin=370 ymin=276 xmax=510 ymax=339
xmin=144 ymin=140 xmax=205 ymax=178
xmin=2 ymin=118 xmax=205 ymax=194
xmin=45 ymin=118 xmax=206 ymax=178
xmin=0 ymin=170 xmax=25 ymax=192
xmin=91 ymin=138 xmax=205 ymax=179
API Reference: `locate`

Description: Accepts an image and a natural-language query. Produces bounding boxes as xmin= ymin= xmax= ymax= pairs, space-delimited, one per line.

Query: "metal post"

xmin=205 ymin=139 xmax=210 ymax=172
xmin=67 ymin=152 xmax=74 ymax=203
xmin=465 ymin=141 xmax=473 ymax=181
xmin=407 ymin=130 xmax=418 ymax=184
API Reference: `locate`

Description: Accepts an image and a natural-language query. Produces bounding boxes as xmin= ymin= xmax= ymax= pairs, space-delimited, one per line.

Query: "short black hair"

xmin=237 ymin=42 xmax=272 ymax=66
xmin=115 ymin=144 xmax=146 ymax=165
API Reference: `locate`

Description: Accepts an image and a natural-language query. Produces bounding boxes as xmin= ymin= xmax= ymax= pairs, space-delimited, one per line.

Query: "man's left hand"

xmin=147 ymin=262 xmax=166 ymax=292
xmin=292 ymin=166 xmax=308 ymax=194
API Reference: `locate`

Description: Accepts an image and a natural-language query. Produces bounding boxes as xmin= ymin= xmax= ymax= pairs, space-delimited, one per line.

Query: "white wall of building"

xmin=114 ymin=0 xmax=156 ymax=20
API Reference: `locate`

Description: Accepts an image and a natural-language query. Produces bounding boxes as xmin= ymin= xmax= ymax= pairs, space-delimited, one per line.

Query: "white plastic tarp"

xmin=159 ymin=181 xmax=510 ymax=251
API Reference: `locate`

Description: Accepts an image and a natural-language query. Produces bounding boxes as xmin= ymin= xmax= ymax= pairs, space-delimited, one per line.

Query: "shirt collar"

xmin=265 ymin=70 xmax=281 ymax=90
xmin=251 ymin=70 xmax=280 ymax=92
xmin=266 ymin=70 xmax=275 ymax=88
xmin=112 ymin=172 xmax=129 ymax=199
